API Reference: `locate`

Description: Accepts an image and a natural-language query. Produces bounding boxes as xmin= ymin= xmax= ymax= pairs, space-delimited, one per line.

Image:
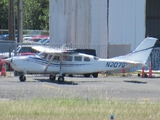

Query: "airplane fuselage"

xmin=8 ymin=54 xmax=140 ymax=74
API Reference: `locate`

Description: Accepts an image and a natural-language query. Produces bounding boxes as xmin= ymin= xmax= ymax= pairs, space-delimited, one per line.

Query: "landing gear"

xmin=84 ymin=74 xmax=90 ymax=77
xmin=137 ymin=73 xmax=148 ymax=78
xmin=58 ymin=76 xmax=64 ymax=82
xmin=19 ymin=75 xmax=26 ymax=82
xmin=49 ymin=74 xmax=56 ymax=81
xmin=92 ymin=72 xmax=98 ymax=78
xmin=49 ymin=74 xmax=64 ymax=82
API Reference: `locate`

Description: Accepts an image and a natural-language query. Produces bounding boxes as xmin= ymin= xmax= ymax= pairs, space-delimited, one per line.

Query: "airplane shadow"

xmin=124 ymin=80 xmax=147 ymax=84
xmin=34 ymin=78 xmax=79 ymax=85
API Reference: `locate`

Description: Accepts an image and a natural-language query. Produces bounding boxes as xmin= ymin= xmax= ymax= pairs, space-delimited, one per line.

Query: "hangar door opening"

xmin=146 ymin=0 xmax=160 ymax=71
xmin=146 ymin=0 xmax=160 ymax=39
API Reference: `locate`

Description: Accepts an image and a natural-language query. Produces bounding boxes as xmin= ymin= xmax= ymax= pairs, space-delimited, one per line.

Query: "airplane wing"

xmin=32 ymin=45 xmax=79 ymax=55
xmin=32 ymin=46 xmax=64 ymax=54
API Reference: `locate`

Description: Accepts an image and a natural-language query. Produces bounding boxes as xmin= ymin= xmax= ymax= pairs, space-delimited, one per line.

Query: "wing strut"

xmin=59 ymin=54 xmax=63 ymax=76
xmin=58 ymin=54 xmax=65 ymax=82
xmin=44 ymin=56 xmax=54 ymax=72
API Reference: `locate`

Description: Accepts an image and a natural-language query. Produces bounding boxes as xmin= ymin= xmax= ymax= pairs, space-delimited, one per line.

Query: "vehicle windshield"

xmin=16 ymin=46 xmax=21 ymax=52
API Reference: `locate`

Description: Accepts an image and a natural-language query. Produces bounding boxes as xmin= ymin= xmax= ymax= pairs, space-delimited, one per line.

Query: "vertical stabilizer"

xmin=110 ymin=37 xmax=158 ymax=64
xmin=132 ymin=37 xmax=157 ymax=53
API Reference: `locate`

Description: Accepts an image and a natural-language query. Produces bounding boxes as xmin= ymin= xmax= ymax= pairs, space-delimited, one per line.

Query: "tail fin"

xmin=110 ymin=37 xmax=158 ymax=64
xmin=132 ymin=37 xmax=157 ymax=53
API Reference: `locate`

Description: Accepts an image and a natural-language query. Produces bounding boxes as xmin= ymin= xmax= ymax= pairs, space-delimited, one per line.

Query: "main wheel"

xmin=19 ymin=75 xmax=26 ymax=82
xmin=137 ymin=73 xmax=141 ymax=77
xmin=58 ymin=76 xmax=64 ymax=82
xmin=49 ymin=75 xmax=56 ymax=81
xmin=84 ymin=74 xmax=90 ymax=77
xmin=92 ymin=73 xmax=98 ymax=78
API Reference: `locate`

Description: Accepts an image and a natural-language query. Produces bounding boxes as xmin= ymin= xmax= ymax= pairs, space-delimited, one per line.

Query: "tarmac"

xmin=0 ymin=72 xmax=160 ymax=101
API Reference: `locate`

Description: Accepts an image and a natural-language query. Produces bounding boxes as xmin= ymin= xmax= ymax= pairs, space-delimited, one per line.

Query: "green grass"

xmin=0 ymin=98 xmax=160 ymax=120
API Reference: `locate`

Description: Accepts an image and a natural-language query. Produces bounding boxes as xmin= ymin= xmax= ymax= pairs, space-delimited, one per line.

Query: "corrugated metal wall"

xmin=109 ymin=0 xmax=146 ymax=51
xmin=50 ymin=0 xmax=147 ymax=58
xmin=0 ymin=41 xmax=15 ymax=52
xmin=50 ymin=0 xmax=108 ymax=58
xmin=108 ymin=44 xmax=131 ymax=58
xmin=149 ymin=48 xmax=160 ymax=70
xmin=50 ymin=0 xmax=92 ymax=44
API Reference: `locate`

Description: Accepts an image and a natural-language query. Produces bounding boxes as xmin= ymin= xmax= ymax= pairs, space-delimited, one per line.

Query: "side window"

xmin=53 ymin=56 xmax=60 ymax=61
xmin=47 ymin=55 xmax=52 ymax=60
xmin=63 ymin=56 xmax=72 ymax=61
xmin=84 ymin=57 xmax=90 ymax=62
xmin=74 ymin=56 xmax=82 ymax=61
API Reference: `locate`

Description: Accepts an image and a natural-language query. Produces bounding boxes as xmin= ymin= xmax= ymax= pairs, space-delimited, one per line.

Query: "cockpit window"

xmin=53 ymin=56 xmax=60 ymax=61
xmin=84 ymin=57 xmax=90 ymax=61
xmin=38 ymin=52 xmax=47 ymax=59
xmin=47 ymin=55 xmax=53 ymax=60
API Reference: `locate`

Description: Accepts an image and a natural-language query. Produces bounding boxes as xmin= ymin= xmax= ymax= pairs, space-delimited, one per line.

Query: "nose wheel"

xmin=19 ymin=75 xmax=26 ymax=82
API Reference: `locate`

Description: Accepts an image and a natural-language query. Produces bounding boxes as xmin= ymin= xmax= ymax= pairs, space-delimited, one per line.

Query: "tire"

xmin=19 ymin=75 xmax=26 ymax=82
xmin=92 ymin=73 xmax=98 ymax=78
xmin=58 ymin=76 xmax=64 ymax=82
xmin=49 ymin=75 xmax=56 ymax=81
xmin=84 ymin=74 xmax=90 ymax=78
xmin=137 ymin=73 xmax=141 ymax=77
xmin=68 ymin=74 xmax=73 ymax=77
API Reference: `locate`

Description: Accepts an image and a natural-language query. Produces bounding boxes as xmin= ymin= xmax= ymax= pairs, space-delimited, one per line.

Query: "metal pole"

xmin=107 ymin=0 xmax=109 ymax=58
xmin=18 ymin=0 xmax=23 ymax=43
xmin=8 ymin=0 xmax=15 ymax=41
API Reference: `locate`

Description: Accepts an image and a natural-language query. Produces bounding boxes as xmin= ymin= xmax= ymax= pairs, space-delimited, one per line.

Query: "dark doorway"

xmin=146 ymin=0 xmax=160 ymax=39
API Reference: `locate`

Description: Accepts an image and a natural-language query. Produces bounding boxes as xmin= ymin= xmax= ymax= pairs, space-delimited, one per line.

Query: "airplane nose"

xmin=4 ymin=58 xmax=12 ymax=63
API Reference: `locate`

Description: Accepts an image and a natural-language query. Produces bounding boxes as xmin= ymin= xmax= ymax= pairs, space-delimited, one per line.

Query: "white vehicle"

xmin=5 ymin=37 xmax=158 ymax=82
xmin=0 ymin=44 xmax=39 ymax=59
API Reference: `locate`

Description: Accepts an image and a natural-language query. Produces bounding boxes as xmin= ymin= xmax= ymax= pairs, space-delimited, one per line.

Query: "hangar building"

xmin=49 ymin=0 xmax=160 ymax=70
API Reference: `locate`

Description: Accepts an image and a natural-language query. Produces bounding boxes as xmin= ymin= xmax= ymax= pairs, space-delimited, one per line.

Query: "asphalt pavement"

xmin=0 ymin=73 xmax=160 ymax=101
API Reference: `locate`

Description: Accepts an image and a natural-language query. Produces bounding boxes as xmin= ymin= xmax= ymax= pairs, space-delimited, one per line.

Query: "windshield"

xmin=37 ymin=52 xmax=47 ymax=59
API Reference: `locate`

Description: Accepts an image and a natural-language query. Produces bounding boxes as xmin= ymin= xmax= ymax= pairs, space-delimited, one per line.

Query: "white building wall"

xmin=109 ymin=0 xmax=146 ymax=51
xmin=50 ymin=0 xmax=92 ymax=44
xmin=50 ymin=0 xmax=146 ymax=57
xmin=50 ymin=0 xmax=108 ymax=57
xmin=91 ymin=0 xmax=107 ymax=44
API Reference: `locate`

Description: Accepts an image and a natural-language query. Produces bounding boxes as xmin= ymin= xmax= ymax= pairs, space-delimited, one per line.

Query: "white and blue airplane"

xmin=5 ymin=37 xmax=158 ymax=82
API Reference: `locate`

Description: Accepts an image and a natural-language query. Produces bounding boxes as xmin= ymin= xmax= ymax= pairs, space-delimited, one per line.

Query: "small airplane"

xmin=5 ymin=37 xmax=158 ymax=82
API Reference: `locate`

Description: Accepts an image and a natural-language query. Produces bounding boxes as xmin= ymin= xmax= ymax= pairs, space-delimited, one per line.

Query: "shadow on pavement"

xmin=124 ymin=80 xmax=147 ymax=84
xmin=34 ymin=78 xmax=78 ymax=85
